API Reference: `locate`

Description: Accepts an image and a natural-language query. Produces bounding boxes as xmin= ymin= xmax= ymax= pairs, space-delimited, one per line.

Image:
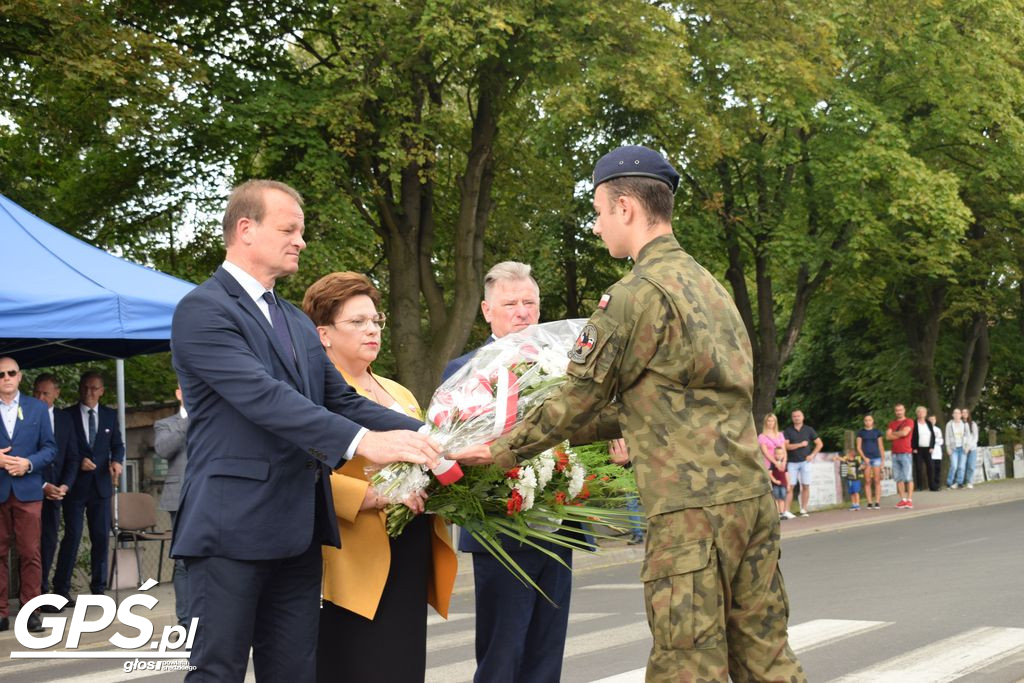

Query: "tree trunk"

xmin=898 ymin=283 xmax=946 ymax=420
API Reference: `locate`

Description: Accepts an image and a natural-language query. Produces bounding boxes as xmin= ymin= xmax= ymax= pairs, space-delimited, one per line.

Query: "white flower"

xmin=508 ymin=464 xmax=538 ymax=512
xmin=568 ymin=456 xmax=586 ymax=500
xmin=534 ymin=450 xmax=556 ymax=491
xmin=536 ymin=348 xmax=569 ymax=377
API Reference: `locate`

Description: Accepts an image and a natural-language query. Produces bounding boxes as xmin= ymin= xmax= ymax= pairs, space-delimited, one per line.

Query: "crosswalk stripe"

xmin=787 ymin=618 xmax=891 ymax=653
xmin=587 ymin=618 xmax=891 ymax=683
xmin=428 ymin=612 xmax=610 ymax=653
xmin=829 ymin=626 xmax=1024 ymax=682
xmin=425 ymin=621 xmax=651 ymax=683
xmin=427 ymin=612 xmax=473 ymax=627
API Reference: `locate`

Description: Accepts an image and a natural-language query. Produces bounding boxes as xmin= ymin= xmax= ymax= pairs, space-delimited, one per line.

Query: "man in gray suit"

xmin=155 ymin=386 xmax=188 ymax=626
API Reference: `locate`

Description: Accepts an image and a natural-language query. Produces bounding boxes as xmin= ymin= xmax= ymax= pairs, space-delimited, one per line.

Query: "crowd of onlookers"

xmin=759 ymin=404 xmax=981 ymax=519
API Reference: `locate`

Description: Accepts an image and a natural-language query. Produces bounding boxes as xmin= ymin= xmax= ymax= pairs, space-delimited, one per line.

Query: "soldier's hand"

xmin=356 ymin=430 xmax=441 ymax=468
xmin=608 ymin=438 xmax=630 ymax=465
xmin=448 ymin=444 xmax=494 ymax=466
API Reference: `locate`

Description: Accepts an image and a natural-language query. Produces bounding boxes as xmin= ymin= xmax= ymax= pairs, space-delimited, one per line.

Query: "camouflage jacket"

xmin=492 ymin=234 xmax=770 ymax=516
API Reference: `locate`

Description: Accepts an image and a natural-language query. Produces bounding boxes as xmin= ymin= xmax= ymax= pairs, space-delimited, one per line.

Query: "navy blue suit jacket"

xmin=0 ymin=394 xmax=56 ymax=503
xmin=43 ymin=409 xmax=80 ymax=490
xmin=63 ymin=403 xmax=124 ymax=501
xmin=170 ymin=266 xmax=423 ymax=560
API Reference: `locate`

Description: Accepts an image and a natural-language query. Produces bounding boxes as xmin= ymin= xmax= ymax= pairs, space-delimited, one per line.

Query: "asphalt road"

xmin=2 ymin=500 xmax=1022 ymax=681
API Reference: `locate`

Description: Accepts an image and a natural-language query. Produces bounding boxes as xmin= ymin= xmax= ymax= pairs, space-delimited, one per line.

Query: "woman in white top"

xmin=961 ymin=408 xmax=980 ymax=489
xmin=944 ymin=408 xmax=967 ymax=488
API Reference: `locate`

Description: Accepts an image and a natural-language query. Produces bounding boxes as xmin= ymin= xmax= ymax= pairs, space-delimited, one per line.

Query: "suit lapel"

xmin=214 ymin=267 xmax=303 ymax=387
xmin=0 ymin=415 xmax=10 ymax=444
xmin=282 ymin=302 xmax=313 ymax=397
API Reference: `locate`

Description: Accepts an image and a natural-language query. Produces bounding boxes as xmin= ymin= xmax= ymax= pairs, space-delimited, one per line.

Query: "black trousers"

xmin=913 ymin=447 xmax=935 ymax=491
xmin=316 ymin=513 xmax=431 ymax=682
xmin=926 ymin=457 xmax=942 ymax=491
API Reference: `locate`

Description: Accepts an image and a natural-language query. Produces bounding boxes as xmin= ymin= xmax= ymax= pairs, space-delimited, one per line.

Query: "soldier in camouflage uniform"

xmin=453 ymin=145 xmax=805 ymax=682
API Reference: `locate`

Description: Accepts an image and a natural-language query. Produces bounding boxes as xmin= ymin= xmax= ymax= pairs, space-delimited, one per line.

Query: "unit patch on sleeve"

xmin=568 ymin=323 xmax=598 ymax=363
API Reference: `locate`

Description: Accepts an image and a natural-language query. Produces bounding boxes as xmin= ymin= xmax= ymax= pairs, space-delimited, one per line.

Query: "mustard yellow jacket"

xmin=321 ymin=368 xmax=457 ymax=620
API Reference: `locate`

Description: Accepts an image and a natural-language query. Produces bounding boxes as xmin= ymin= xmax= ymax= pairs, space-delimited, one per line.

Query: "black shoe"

xmin=0 ymin=617 xmax=8 ymax=631
xmin=27 ymin=612 xmax=43 ymax=633
xmin=627 ymin=536 xmax=644 ymax=545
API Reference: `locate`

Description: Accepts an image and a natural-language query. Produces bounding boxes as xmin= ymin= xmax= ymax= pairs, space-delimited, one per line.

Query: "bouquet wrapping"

xmin=367 ymin=320 xmax=643 ymax=594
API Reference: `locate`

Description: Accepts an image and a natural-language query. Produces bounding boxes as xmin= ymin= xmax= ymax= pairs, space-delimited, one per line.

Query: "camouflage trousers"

xmin=641 ymin=493 xmax=805 ymax=682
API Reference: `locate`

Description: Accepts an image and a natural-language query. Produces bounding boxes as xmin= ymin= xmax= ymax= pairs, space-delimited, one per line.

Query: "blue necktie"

xmin=262 ymin=291 xmax=296 ymax=365
xmin=88 ymin=408 xmax=96 ymax=447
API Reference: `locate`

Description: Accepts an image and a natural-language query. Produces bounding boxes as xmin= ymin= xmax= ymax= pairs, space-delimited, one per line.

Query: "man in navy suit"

xmin=170 ymin=179 xmax=440 ymax=682
xmin=31 ymin=373 xmax=81 ymax=602
xmin=0 ymin=357 xmax=56 ymax=633
xmin=52 ymin=371 xmax=125 ymax=602
xmin=441 ymin=262 xmax=576 ymax=683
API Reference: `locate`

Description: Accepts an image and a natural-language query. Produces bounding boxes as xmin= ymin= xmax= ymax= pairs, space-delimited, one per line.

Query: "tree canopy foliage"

xmin=3 ymin=0 xmax=1022 ymax=443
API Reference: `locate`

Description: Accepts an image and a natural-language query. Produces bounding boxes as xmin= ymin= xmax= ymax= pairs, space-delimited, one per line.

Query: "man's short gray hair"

xmin=483 ymin=261 xmax=538 ymax=301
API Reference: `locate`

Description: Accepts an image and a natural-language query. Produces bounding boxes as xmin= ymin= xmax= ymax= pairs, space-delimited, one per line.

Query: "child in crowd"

xmin=841 ymin=450 xmax=863 ymax=510
xmin=769 ymin=446 xmax=790 ymax=519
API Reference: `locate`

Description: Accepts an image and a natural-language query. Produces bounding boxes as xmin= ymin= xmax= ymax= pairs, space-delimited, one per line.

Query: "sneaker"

xmin=949 ymin=484 xmax=958 ymax=490
xmin=781 ymin=511 xmax=796 ymax=520
xmin=873 ymin=502 xmax=880 ymax=509
xmin=905 ymin=500 xmax=914 ymax=509
xmin=966 ymin=483 xmax=974 ymax=489
xmin=780 ymin=514 xmax=786 ymax=521
xmin=895 ymin=499 xmax=908 ymax=508
xmin=799 ymin=509 xmax=809 ymax=517
xmin=627 ymin=536 xmax=644 ymax=545
xmin=851 ymin=504 xmax=860 ymax=511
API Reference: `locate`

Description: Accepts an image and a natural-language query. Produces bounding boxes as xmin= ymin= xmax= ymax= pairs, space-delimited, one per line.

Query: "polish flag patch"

xmin=598 ymin=293 xmax=612 ymax=310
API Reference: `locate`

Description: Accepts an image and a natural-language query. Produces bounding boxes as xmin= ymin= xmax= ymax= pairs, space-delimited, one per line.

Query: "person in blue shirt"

xmin=856 ymin=415 xmax=885 ymax=510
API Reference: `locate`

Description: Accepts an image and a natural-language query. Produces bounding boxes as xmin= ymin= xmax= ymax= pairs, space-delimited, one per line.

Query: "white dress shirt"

xmin=222 ymin=260 xmax=274 ymax=325
xmin=0 ymin=391 xmax=20 ymax=438
xmin=80 ymin=402 xmax=99 ymax=443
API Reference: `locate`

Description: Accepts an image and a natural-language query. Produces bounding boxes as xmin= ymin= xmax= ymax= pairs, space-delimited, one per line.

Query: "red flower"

xmin=554 ymin=450 xmax=570 ymax=473
xmin=506 ymin=467 xmax=521 ymax=479
xmin=586 ymin=473 xmax=597 ymax=481
xmin=554 ymin=491 xmax=567 ymax=505
xmin=507 ymin=490 xmax=524 ymax=515
xmin=578 ymin=484 xmax=591 ymax=500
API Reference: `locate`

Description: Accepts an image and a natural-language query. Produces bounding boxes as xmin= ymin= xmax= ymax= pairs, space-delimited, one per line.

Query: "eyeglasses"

xmin=333 ymin=313 xmax=387 ymax=331
xmin=0 ymin=370 xmax=19 ymax=378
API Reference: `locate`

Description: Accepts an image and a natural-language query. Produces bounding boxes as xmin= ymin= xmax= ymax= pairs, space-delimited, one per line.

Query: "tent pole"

xmin=116 ymin=358 xmax=128 ymax=491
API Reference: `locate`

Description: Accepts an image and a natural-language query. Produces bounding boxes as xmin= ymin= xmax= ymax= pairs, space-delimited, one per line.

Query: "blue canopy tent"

xmin=0 ymin=193 xmax=196 ymax=492
xmin=0 ymin=193 xmax=196 ymax=367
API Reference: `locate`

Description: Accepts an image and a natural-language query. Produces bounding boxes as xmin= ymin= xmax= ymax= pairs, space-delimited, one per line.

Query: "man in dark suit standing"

xmin=31 ymin=373 xmax=81 ymax=604
xmin=170 ymin=179 xmax=440 ymax=682
xmin=0 ymin=357 xmax=56 ymax=633
xmin=441 ymin=262 xmax=576 ymax=683
xmin=154 ymin=386 xmax=188 ymax=626
xmin=52 ymin=371 xmax=125 ymax=602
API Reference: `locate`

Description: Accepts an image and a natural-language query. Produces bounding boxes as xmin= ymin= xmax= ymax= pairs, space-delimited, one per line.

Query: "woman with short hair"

xmin=303 ymin=272 xmax=456 ymax=683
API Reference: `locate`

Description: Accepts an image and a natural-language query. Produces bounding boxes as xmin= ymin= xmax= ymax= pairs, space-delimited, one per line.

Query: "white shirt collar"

xmin=0 ymin=391 xmax=19 ymax=408
xmin=80 ymin=402 xmax=98 ymax=415
xmin=222 ymin=260 xmax=273 ymax=305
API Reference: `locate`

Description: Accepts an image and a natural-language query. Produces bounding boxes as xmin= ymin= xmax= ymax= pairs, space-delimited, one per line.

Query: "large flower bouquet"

xmin=368 ymin=320 xmax=642 ymax=593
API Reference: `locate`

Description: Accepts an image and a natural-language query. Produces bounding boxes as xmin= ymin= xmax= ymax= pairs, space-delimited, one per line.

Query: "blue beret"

xmin=593 ymin=145 xmax=680 ymax=193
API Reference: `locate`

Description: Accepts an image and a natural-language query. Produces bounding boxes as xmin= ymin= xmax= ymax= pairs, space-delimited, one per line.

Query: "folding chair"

xmin=108 ymin=492 xmax=173 ymax=599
